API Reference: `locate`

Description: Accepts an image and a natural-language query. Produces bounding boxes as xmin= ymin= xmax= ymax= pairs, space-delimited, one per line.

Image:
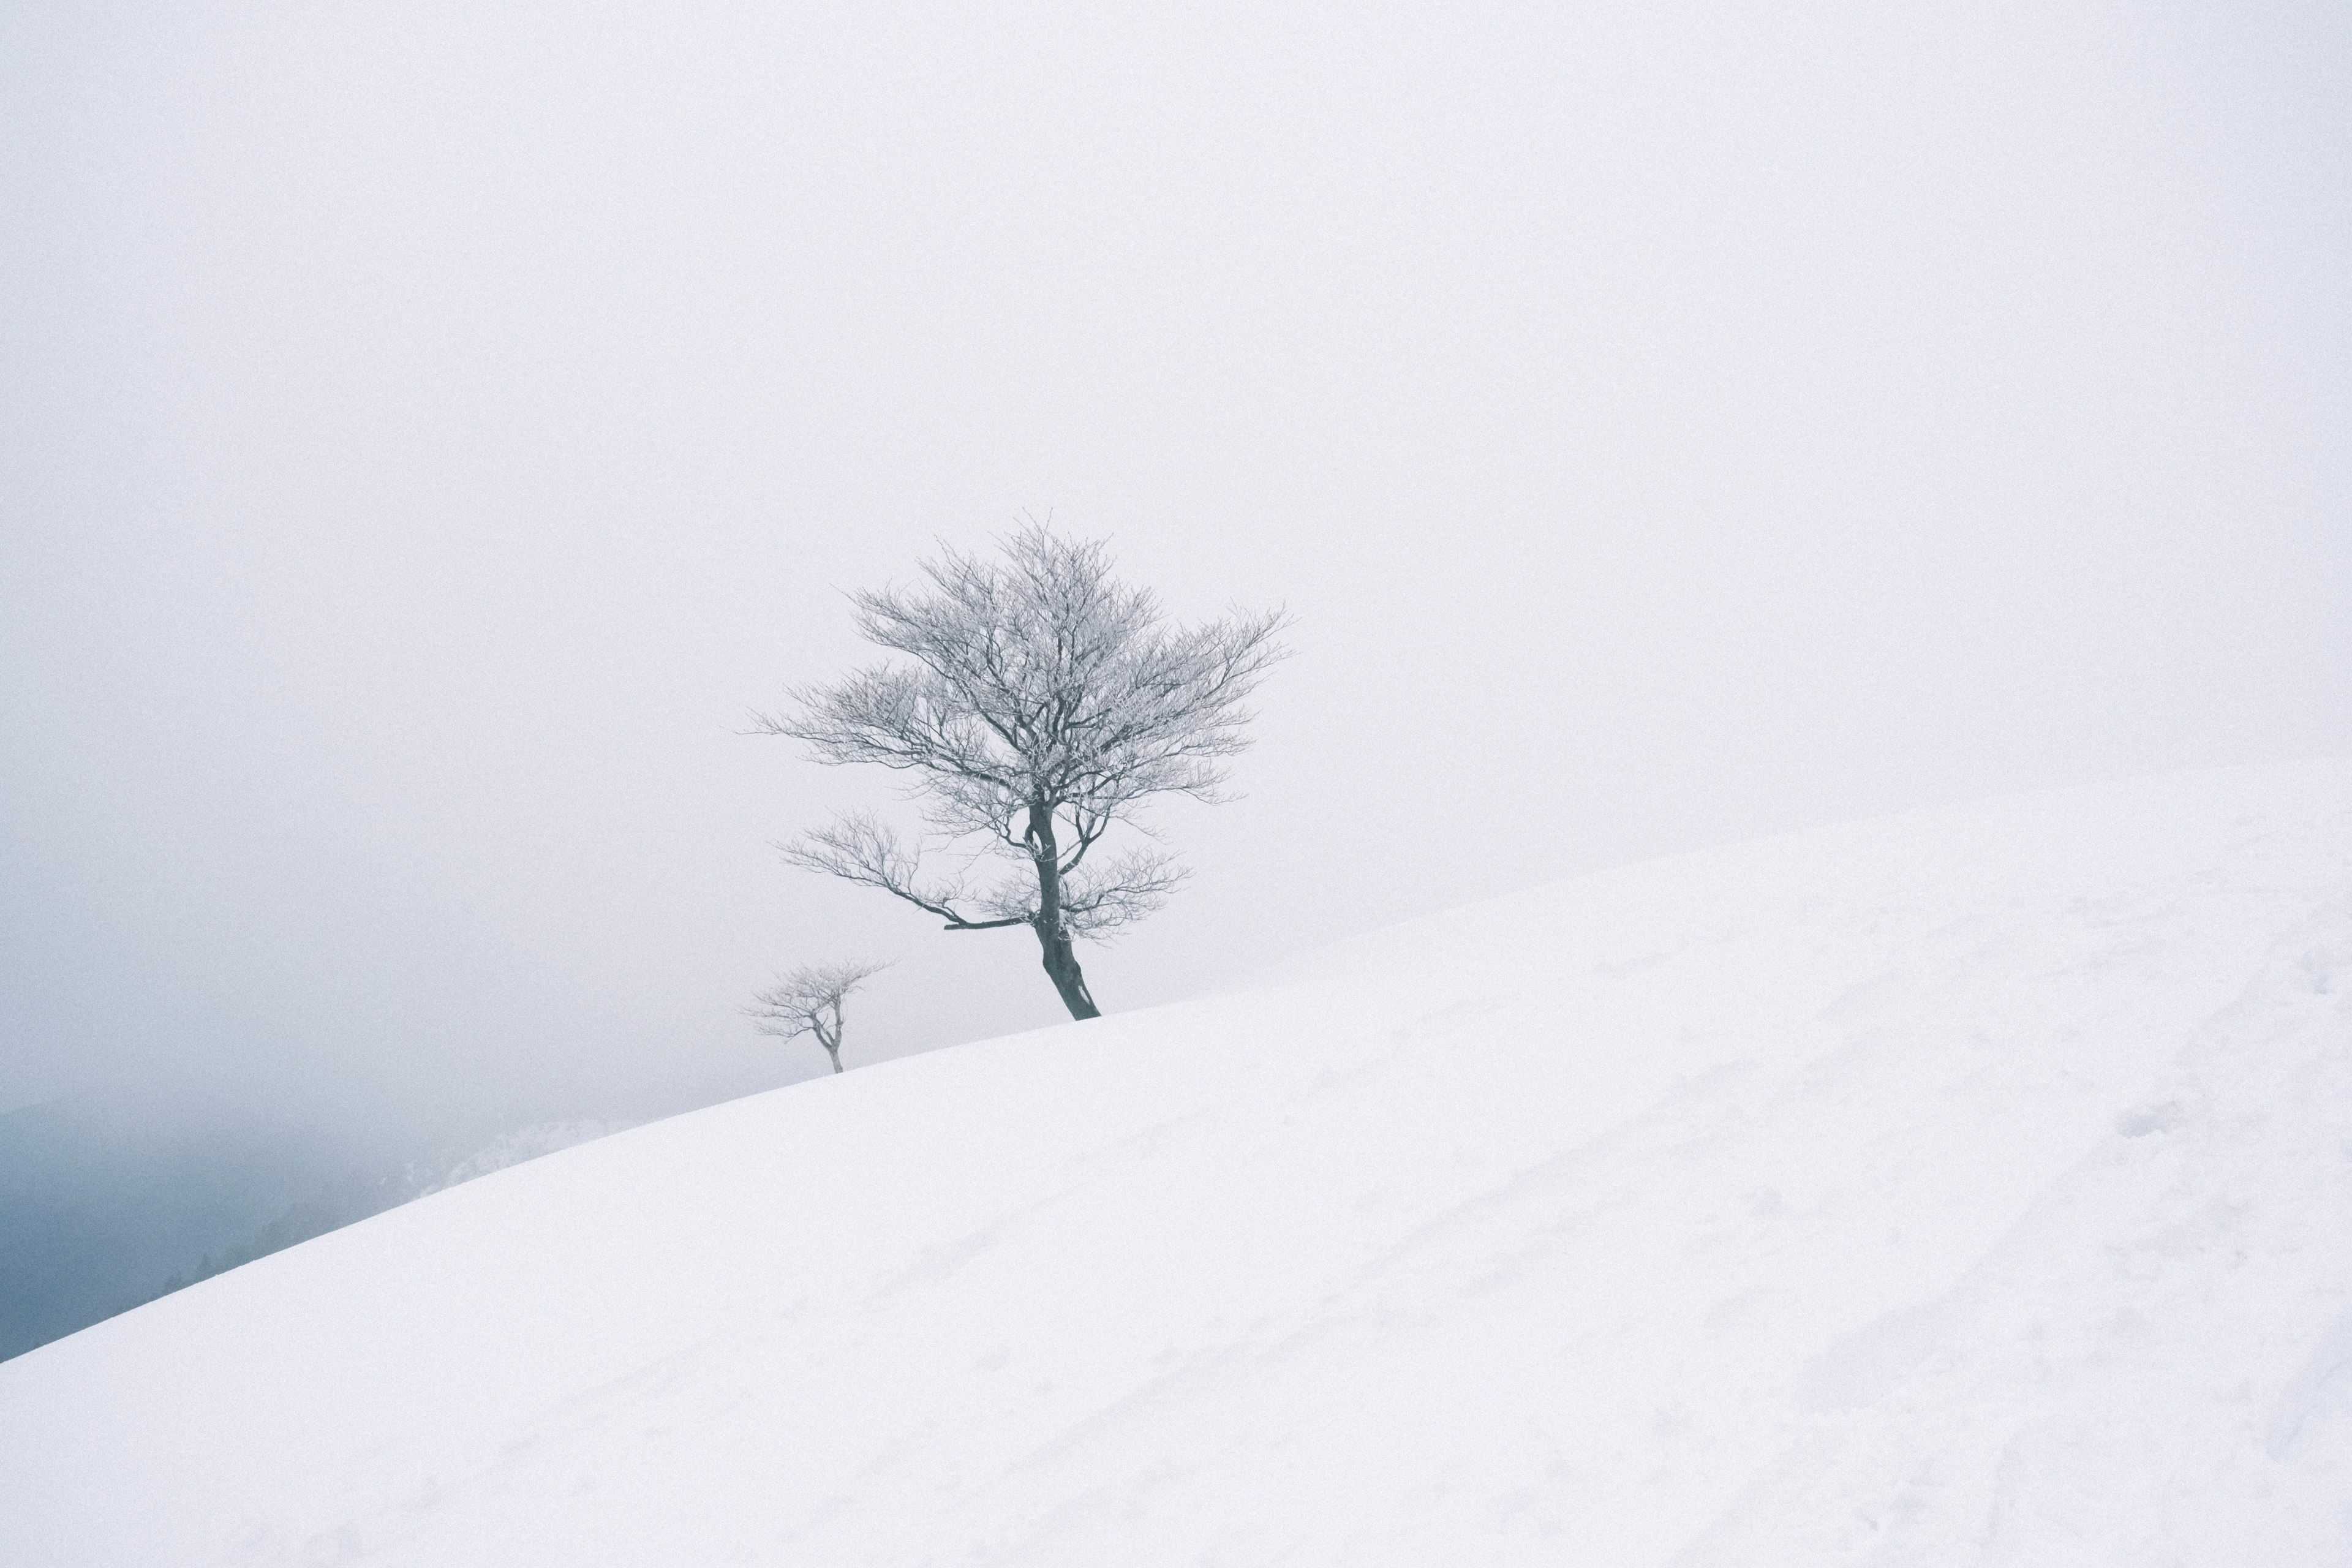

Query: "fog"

xmin=4 ymin=1 xmax=2346 ymax=1139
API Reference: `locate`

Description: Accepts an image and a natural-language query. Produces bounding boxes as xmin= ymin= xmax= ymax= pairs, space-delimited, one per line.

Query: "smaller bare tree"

xmin=746 ymin=960 xmax=889 ymax=1076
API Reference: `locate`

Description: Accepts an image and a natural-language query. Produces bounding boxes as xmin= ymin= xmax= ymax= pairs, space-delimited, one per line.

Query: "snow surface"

xmin=416 ymin=1120 xmax=636 ymax=1199
xmin=4 ymin=761 xmax=2349 ymax=1566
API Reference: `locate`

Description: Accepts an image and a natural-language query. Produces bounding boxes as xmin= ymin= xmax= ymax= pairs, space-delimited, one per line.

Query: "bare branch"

xmin=1058 ymin=846 xmax=1189 ymax=939
xmin=778 ymin=814 xmax=1031 ymax=930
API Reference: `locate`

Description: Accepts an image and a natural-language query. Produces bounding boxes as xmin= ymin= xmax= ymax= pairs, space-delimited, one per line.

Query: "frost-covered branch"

xmin=1059 ymin=847 xmax=1189 ymax=939
xmin=778 ymin=815 xmax=1034 ymax=931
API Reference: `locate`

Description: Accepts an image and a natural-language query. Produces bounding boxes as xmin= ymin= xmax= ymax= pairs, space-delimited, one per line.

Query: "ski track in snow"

xmin=2 ymin=760 xmax=2348 ymax=1566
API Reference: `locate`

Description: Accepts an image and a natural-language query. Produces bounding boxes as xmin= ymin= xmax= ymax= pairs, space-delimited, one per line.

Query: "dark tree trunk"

xmin=823 ymin=1043 xmax=843 ymax=1074
xmin=1034 ymin=922 xmax=1100 ymax=1020
xmin=1025 ymin=801 xmax=1101 ymax=1020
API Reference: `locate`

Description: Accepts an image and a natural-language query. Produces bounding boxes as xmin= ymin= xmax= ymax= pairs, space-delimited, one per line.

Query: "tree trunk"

xmin=823 ymin=1042 xmax=843 ymax=1074
xmin=1026 ymin=802 xmax=1101 ymax=1020
xmin=1034 ymin=921 xmax=1100 ymax=1020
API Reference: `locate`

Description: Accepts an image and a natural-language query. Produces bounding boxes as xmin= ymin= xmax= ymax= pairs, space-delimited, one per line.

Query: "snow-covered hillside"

xmin=4 ymin=762 xmax=2348 ymax=1566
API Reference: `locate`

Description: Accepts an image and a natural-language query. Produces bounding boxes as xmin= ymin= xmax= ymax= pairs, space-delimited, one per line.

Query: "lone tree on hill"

xmin=747 ymin=960 xmax=889 ymax=1075
xmin=755 ymin=524 xmax=1288 ymax=1020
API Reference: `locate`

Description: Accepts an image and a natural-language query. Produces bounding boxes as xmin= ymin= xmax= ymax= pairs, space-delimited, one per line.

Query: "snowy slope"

xmin=3 ymin=761 xmax=2348 ymax=1567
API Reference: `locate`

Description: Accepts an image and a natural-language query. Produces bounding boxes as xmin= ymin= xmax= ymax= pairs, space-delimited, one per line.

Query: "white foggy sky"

xmin=3 ymin=1 xmax=2346 ymax=1128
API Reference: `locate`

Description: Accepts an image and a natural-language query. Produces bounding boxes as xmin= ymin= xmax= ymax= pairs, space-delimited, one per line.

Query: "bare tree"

xmin=755 ymin=524 xmax=1288 ymax=1020
xmin=747 ymin=960 xmax=889 ymax=1075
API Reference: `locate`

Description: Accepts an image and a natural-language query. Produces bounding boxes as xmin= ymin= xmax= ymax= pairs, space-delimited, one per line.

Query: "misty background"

xmin=2 ymin=2 xmax=2346 ymax=1349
